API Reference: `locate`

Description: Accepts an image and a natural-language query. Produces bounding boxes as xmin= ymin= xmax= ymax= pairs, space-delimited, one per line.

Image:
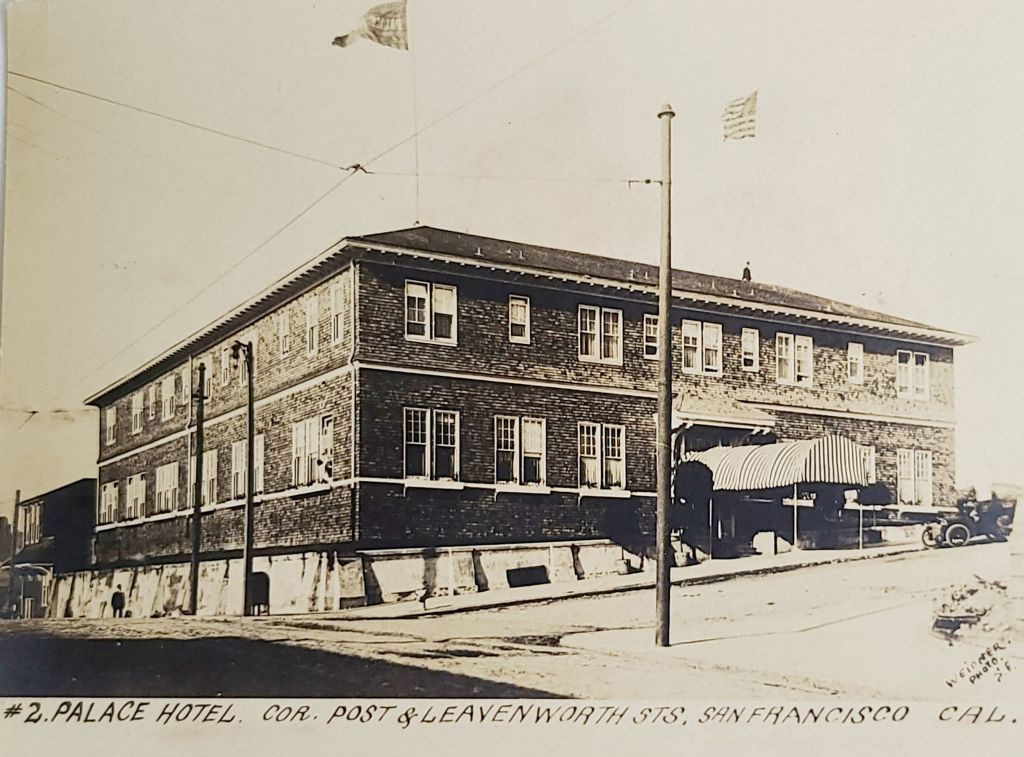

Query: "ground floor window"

xmin=579 ymin=422 xmax=626 ymax=489
xmin=405 ymin=408 xmax=460 ymax=480
xmin=495 ymin=416 xmax=546 ymax=485
xmin=897 ymin=448 xmax=932 ymax=506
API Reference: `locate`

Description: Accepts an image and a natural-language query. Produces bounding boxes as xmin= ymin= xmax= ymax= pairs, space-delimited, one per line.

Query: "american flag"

xmin=722 ymin=91 xmax=758 ymax=140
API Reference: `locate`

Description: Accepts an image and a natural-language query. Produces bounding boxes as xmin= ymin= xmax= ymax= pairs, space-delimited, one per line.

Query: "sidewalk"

xmin=310 ymin=542 xmax=925 ymax=621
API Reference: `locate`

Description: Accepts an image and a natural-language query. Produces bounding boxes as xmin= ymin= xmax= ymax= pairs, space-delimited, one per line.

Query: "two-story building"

xmin=60 ymin=226 xmax=971 ymax=616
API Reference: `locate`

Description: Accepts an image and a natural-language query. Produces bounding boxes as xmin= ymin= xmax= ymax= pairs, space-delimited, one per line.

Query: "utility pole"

xmin=234 ymin=340 xmax=255 ymax=617
xmin=655 ymin=103 xmax=675 ymax=647
xmin=189 ymin=363 xmax=206 ymax=616
xmin=5 ymin=490 xmax=21 ymax=618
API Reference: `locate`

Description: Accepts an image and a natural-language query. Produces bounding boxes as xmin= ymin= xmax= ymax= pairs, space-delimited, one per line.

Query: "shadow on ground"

xmin=0 ymin=634 xmax=560 ymax=698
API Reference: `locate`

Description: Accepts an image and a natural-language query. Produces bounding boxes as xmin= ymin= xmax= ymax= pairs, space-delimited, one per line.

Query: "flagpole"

xmin=655 ymin=103 xmax=674 ymax=648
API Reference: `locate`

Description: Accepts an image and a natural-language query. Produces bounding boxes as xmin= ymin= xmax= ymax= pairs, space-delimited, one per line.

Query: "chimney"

xmin=742 ymin=261 xmax=752 ymax=282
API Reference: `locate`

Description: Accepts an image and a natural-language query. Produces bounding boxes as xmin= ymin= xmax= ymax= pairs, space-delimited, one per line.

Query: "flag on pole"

xmin=333 ymin=1 xmax=409 ymax=51
xmin=722 ymin=91 xmax=758 ymax=140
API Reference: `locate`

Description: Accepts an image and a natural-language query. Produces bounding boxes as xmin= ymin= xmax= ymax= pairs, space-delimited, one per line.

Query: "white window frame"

xmin=279 ymin=310 xmax=290 ymax=356
xmin=404 ymin=280 xmax=458 ymax=345
xmin=100 ymin=481 xmax=119 ymax=524
xmin=914 ymin=450 xmax=933 ymax=507
xmin=161 ymin=375 xmax=176 ymax=420
xmin=201 ymin=449 xmax=218 ymax=506
xmin=131 ymin=393 xmax=144 ymax=434
xmin=643 ymin=314 xmax=659 ymax=359
xmin=578 ymin=422 xmax=627 ymax=491
xmin=155 ymin=462 xmax=179 ymax=513
xmin=105 ymin=406 xmax=117 ymax=446
xmin=848 ymin=342 xmax=865 ymax=385
xmin=494 ymin=416 xmax=546 ymax=486
xmin=291 ymin=416 xmax=333 ymax=487
xmin=794 ymin=335 xmax=814 ymax=386
xmin=254 ymin=434 xmax=265 ymax=495
xmin=681 ymin=320 xmax=722 ymax=375
xmin=862 ymin=445 xmax=877 ymax=485
xmin=126 ymin=473 xmax=146 ymax=521
xmin=231 ymin=440 xmax=247 ymax=500
xmin=403 ymin=408 xmax=461 ymax=481
xmin=306 ymin=295 xmax=319 ymax=356
xmin=578 ymin=305 xmax=622 ymax=364
xmin=147 ymin=385 xmax=156 ymax=420
xmin=776 ymin=332 xmax=794 ymax=384
xmin=896 ymin=350 xmax=930 ymax=399
xmin=508 ymin=295 xmax=531 ymax=344
xmin=741 ymin=327 xmax=759 ymax=371
xmin=330 ymin=282 xmax=345 ymax=345
xmin=220 ymin=346 xmax=231 ymax=387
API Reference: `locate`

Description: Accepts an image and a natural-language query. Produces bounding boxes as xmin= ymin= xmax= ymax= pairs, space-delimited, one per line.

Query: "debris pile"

xmin=931 ymin=575 xmax=1010 ymax=645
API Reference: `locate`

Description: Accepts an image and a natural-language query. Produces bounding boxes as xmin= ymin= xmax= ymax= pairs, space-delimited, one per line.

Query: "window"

xmin=306 ymin=296 xmax=319 ymax=355
xmin=404 ymin=408 xmax=460 ymax=480
xmin=862 ymin=445 xmax=877 ymax=484
xmin=201 ymin=359 xmax=213 ymax=399
xmin=794 ymin=335 xmax=813 ymax=385
xmin=155 ymin=462 xmax=179 ymax=513
xmin=21 ymin=504 xmax=41 ymax=545
xmin=279 ymin=311 xmax=290 ymax=356
xmin=105 ymin=407 xmax=117 ymax=446
xmin=331 ymin=282 xmax=345 ymax=344
xmin=741 ymin=328 xmax=759 ymax=371
xmin=131 ymin=394 xmax=144 ymax=434
xmin=848 ymin=342 xmax=865 ymax=384
xmin=578 ymin=305 xmax=622 ymax=363
xmin=643 ymin=314 xmax=659 ymax=359
xmin=777 ymin=333 xmax=813 ymax=385
xmin=126 ymin=473 xmax=146 ymax=520
xmin=681 ymin=320 xmax=722 ymax=375
xmin=897 ymin=448 xmax=933 ymax=506
xmin=231 ymin=440 xmax=247 ymax=500
xmin=100 ymin=482 xmax=119 ymax=525
xmin=291 ymin=416 xmax=333 ymax=487
xmin=201 ymin=449 xmax=218 ymax=506
xmin=405 ymin=281 xmax=458 ymax=344
xmin=161 ymin=375 xmax=176 ymax=420
xmin=147 ymin=385 xmax=156 ymax=420
xmin=220 ymin=346 xmax=231 ymax=386
xmin=495 ymin=416 xmax=546 ymax=485
xmin=254 ymin=434 xmax=265 ymax=495
xmin=896 ymin=350 xmax=930 ymax=399
xmin=236 ymin=335 xmax=254 ymax=387
xmin=578 ymin=423 xmax=626 ymax=490
xmin=509 ymin=295 xmax=530 ymax=344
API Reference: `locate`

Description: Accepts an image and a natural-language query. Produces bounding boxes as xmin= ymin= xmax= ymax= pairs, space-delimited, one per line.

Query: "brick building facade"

xmin=78 ymin=226 xmax=971 ymax=613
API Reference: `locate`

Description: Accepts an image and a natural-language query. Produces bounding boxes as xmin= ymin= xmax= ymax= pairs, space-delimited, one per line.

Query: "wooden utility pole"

xmin=189 ymin=363 xmax=206 ymax=616
xmin=236 ymin=341 xmax=255 ymax=617
xmin=5 ymin=490 xmax=21 ymax=617
xmin=655 ymin=103 xmax=675 ymax=647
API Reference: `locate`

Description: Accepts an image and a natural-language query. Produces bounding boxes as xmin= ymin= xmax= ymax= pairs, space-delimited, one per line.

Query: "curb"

xmin=358 ymin=544 xmax=925 ymax=620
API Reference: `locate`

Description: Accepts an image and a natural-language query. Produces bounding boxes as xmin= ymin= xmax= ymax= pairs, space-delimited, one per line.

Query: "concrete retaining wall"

xmin=49 ymin=551 xmax=365 ymax=618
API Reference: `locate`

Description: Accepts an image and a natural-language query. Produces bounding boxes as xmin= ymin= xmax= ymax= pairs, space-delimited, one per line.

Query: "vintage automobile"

xmin=921 ymin=500 xmax=1014 ymax=548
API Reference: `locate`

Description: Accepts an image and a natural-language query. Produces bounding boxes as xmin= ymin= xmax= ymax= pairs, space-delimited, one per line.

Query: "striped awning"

xmin=682 ymin=435 xmax=870 ymax=491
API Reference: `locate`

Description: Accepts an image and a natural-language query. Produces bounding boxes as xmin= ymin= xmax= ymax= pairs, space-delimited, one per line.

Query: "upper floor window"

xmin=741 ymin=328 xmax=759 ymax=371
xmin=405 ymin=281 xmax=457 ymax=344
xmin=578 ymin=305 xmax=622 ymax=364
xmin=131 ymin=393 xmax=144 ymax=434
xmin=202 ymin=449 xmax=218 ymax=506
xmin=896 ymin=350 xmax=930 ymax=399
xmin=236 ymin=334 xmax=255 ymax=387
xmin=99 ymin=482 xmax=119 ymax=525
xmin=848 ymin=342 xmax=865 ymax=384
xmin=404 ymin=408 xmax=460 ymax=480
xmin=220 ymin=346 xmax=231 ymax=387
xmin=578 ymin=422 xmax=625 ymax=490
xmin=897 ymin=448 xmax=932 ymax=507
xmin=509 ymin=295 xmax=531 ymax=344
xmin=495 ymin=416 xmax=546 ymax=485
xmin=643 ymin=314 xmax=658 ymax=359
xmin=147 ymin=385 xmax=156 ymax=420
xmin=330 ymin=282 xmax=345 ymax=344
xmin=292 ymin=416 xmax=333 ymax=487
xmin=161 ymin=375 xmax=176 ymax=420
xmin=105 ymin=407 xmax=117 ymax=446
xmin=305 ymin=296 xmax=319 ymax=356
xmin=231 ymin=434 xmax=267 ymax=499
xmin=126 ymin=473 xmax=146 ymax=520
xmin=682 ymin=320 xmax=722 ymax=375
xmin=155 ymin=462 xmax=179 ymax=513
xmin=279 ymin=310 xmax=290 ymax=356
xmin=20 ymin=503 xmax=42 ymax=546
xmin=777 ymin=333 xmax=813 ymax=386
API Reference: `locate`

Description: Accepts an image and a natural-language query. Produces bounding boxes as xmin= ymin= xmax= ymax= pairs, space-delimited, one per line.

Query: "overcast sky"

xmin=2 ymin=0 xmax=1023 ymax=517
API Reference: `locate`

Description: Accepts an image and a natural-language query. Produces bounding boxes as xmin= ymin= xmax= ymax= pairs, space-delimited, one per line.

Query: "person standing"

xmin=111 ymin=585 xmax=125 ymax=618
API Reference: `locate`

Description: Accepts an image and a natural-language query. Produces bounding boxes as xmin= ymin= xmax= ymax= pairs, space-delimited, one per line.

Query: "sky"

xmin=1 ymin=0 xmax=1023 ymax=518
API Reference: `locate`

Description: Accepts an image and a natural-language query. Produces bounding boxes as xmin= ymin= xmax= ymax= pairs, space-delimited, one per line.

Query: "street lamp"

xmin=232 ymin=340 xmax=256 ymax=616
